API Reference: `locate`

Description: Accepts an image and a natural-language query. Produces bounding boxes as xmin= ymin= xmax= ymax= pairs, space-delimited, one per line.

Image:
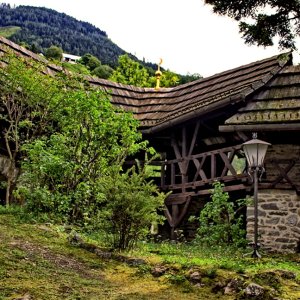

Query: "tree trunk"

xmin=5 ymin=177 xmax=11 ymax=207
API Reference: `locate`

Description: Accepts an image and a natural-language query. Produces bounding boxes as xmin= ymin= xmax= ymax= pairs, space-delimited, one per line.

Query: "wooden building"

xmin=1 ymin=36 xmax=299 ymax=252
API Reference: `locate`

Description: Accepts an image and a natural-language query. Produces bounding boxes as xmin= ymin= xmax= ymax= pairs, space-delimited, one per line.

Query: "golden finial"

xmin=155 ymin=58 xmax=163 ymax=90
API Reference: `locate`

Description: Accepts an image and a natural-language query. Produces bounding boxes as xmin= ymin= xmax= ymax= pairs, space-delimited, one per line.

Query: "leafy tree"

xmin=79 ymin=53 xmax=101 ymax=71
xmin=0 ymin=52 xmax=165 ymax=249
xmin=191 ymin=181 xmax=247 ymax=247
xmin=205 ymin=0 xmax=300 ymax=49
xmin=92 ymin=64 xmax=114 ymax=79
xmin=0 ymin=53 xmax=65 ymax=206
xmin=160 ymin=70 xmax=180 ymax=87
xmin=44 ymin=45 xmax=63 ymax=61
xmin=110 ymin=54 xmax=151 ymax=87
xmin=17 ymin=86 xmax=147 ymax=222
xmin=179 ymin=73 xmax=202 ymax=85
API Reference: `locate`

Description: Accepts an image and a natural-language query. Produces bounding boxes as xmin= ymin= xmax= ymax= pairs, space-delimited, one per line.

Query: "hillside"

xmin=0 ymin=3 xmax=201 ymax=83
xmin=0 ymin=3 xmax=129 ymax=67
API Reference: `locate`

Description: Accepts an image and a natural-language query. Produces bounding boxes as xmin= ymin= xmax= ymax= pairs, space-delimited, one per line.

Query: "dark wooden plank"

xmin=163 ymin=205 xmax=174 ymax=227
xmin=271 ymin=160 xmax=295 ymax=187
xmin=188 ymin=121 xmax=200 ymax=157
xmin=171 ymin=135 xmax=185 ymax=174
xmin=219 ymin=123 xmax=300 ymax=132
xmin=193 ymin=157 xmax=207 ymax=181
xmin=165 ymin=196 xmax=189 ymax=205
xmin=171 ymin=163 xmax=175 ymax=186
xmin=220 ymin=151 xmax=237 ymax=177
xmin=174 ymin=197 xmax=191 ymax=227
xmin=211 ymin=153 xmax=216 ymax=179
xmin=164 ymin=173 xmax=248 ymax=190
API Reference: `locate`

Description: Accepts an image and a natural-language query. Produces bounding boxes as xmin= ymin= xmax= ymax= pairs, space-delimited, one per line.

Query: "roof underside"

xmin=0 ymin=36 xmax=293 ymax=133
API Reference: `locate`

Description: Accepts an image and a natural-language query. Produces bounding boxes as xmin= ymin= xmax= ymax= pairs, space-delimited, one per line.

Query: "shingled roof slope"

xmin=220 ymin=63 xmax=300 ymax=132
xmin=0 ymin=36 xmax=292 ymax=133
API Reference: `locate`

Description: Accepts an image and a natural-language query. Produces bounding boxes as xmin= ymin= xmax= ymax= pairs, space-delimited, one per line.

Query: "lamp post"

xmin=242 ymin=133 xmax=271 ymax=258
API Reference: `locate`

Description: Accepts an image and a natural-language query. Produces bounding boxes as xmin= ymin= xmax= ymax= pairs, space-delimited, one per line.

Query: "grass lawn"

xmin=0 ymin=210 xmax=299 ymax=299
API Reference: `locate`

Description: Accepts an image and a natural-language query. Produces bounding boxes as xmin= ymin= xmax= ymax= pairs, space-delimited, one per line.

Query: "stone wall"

xmin=247 ymin=189 xmax=300 ymax=253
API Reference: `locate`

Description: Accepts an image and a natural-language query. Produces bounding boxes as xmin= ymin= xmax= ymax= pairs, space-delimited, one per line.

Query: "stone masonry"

xmin=247 ymin=189 xmax=300 ymax=253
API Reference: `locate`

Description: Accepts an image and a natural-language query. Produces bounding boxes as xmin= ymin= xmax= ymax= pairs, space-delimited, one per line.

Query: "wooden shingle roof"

xmin=220 ymin=63 xmax=300 ymax=132
xmin=0 ymin=36 xmax=293 ymax=133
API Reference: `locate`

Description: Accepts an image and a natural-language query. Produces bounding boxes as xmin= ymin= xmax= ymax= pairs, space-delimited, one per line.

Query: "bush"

xmin=96 ymin=160 xmax=165 ymax=250
xmin=192 ymin=181 xmax=247 ymax=248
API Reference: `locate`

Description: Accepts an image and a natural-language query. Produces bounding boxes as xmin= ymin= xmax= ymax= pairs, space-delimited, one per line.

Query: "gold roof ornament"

xmin=155 ymin=58 xmax=163 ymax=90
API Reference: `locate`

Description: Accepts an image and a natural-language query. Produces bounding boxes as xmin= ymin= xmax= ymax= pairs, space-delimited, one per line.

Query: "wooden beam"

xmin=188 ymin=121 xmax=200 ymax=157
xmin=220 ymin=151 xmax=237 ymax=177
xmin=192 ymin=157 xmax=207 ymax=181
xmin=219 ymin=123 xmax=300 ymax=132
xmin=171 ymin=134 xmax=184 ymax=174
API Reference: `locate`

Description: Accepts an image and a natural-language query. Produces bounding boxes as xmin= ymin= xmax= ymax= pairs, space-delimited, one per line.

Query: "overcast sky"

xmin=3 ymin=0 xmax=300 ymax=77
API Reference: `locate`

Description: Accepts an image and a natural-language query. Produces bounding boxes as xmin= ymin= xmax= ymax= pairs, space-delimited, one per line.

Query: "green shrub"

xmin=192 ymin=181 xmax=247 ymax=248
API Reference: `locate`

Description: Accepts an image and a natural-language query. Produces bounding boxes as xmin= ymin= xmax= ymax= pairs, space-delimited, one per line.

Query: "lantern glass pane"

xmin=243 ymin=143 xmax=258 ymax=167
xmin=257 ymin=144 xmax=268 ymax=167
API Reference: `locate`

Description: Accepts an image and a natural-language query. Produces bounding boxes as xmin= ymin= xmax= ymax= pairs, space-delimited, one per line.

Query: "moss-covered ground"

xmin=0 ymin=211 xmax=299 ymax=299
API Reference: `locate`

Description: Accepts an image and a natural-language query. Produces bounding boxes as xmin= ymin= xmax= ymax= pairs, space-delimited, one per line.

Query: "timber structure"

xmin=1 ymin=36 xmax=300 ymax=251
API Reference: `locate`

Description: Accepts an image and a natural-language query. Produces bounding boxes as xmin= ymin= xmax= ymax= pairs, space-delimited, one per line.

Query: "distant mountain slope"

xmin=0 ymin=3 xmax=201 ymax=83
xmin=0 ymin=4 xmax=126 ymax=66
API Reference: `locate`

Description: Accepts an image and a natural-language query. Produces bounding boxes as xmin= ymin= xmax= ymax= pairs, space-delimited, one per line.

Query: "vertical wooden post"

xmin=161 ymin=153 xmax=166 ymax=189
xmin=181 ymin=126 xmax=187 ymax=193
xmin=211 ymin=153 xmax=216 ymax=179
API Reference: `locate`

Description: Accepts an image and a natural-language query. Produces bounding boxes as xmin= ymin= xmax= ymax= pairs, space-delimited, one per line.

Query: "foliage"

xmin=79 ymin=53 xmax=101 ymax=71
xmin=111 ymin=54 xmax=184 ymax=88
xmin=153 ymin=69 xmax=180 ymax=87
xmin=191 ymin=181 xmax=247 ymax=247
xmin=92 ymin=64 xmax=114 ymax=79
xmin=62 ymin=61 xmax=91 ymax=75
xmin=179 ymin=72 xmax=202 ymax=84
xmin=110 ymin=54 xmax=152 ymax=87
xmin=205 ymin=0 xmax=300 ymax=50
xmin=0 ymin=52 xmax=164 ymax=250
xmin=44 ymin=45 xmax=63 ymax=61
xmin=0 ymin=53 xmax=65 ymax=205
xmin=16 ymin=84 xmax=148 ymax=222
xmin=96 ymin=159 xmax=166 ymax=250
xmin=79 ymin=53 xmax=114 ymax=79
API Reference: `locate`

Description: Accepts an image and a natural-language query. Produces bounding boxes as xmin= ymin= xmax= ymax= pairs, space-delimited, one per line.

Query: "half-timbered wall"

xmin=263 ymin=144 xmax=300 ymax=193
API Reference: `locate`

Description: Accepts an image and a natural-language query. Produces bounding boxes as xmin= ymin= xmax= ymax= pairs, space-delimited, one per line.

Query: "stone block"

xmin=269 ymin=211 xmax=288 ymax=216
xmin=266 ymin=217 xmax=280 ymax=225
xmin=261 ymin=203 xmax=279 ymax=210
xmin=287 ymin=214 xmax=298 ymax=226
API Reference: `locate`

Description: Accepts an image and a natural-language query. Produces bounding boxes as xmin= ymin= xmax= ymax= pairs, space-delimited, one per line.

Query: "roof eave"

xmin=219 ymin=123 xmax=300 ymax=132
xmin=141 ymin=94 xmax=246 ymax=134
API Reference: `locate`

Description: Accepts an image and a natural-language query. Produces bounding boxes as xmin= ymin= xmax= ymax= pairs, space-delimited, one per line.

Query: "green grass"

xmin=0 ymin=26 xmax=21 ymax=38
xmin=132 ymin=241 xmax=300 ymax=275
xmin=0 ymin=208 xmax=299 ymax=299
xmin=62 ymin=62 xmax=91 ymax=76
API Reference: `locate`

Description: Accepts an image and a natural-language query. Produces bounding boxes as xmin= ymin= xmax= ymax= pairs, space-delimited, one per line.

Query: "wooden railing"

xmin=160 ymin=144 xmax=249 ymax=195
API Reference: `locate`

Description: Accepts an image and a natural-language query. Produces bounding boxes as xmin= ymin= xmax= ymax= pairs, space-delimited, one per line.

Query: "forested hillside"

xmin=0 ymin=3 xmax=126 ymax=66
xmin=0 ymin=3 xmax=200 ymax=84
